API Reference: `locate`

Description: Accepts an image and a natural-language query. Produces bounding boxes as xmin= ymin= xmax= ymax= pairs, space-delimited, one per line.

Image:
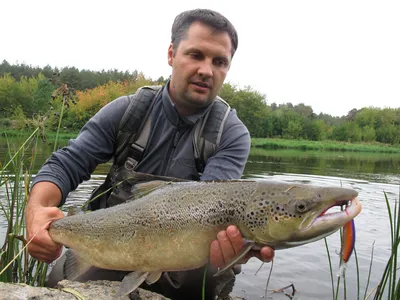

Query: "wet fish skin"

xmin=49 ymin=179 xmax=361 ymax=273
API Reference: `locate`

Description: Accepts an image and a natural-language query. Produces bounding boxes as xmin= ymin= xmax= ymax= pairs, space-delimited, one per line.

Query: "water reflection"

xmin=246 ymin=148 xmax=400 ymax=185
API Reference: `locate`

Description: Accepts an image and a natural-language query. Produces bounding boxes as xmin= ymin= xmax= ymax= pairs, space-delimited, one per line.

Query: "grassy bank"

xmin=3 ymin=130 xmax=400 ymax=154
xmin=252 ymin=138 xmax=400 ymax=154
xmin=1 ymin=129 xmax=78 ymax=140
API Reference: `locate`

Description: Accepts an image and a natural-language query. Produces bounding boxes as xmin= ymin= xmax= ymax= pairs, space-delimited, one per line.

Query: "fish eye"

xmin=296 ymin=201 xmax=308 ymax=213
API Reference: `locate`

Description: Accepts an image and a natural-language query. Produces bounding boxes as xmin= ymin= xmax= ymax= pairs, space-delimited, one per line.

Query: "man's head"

xmin=168 ymin=9 xmax=238 ymax=116
xmin=171 ymin=9 xmax=238 ymax=58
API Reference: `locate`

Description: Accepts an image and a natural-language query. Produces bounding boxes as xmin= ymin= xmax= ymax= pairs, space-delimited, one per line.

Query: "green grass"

xmin=0 ymin=84 xmax=75 ymax=285
xmin=1 ymin=129 xmax=78 ymax=140
xmin=0 ymin=130 xmax=48 ymax=285
xmin=252 ymin=138 xmax=400 ymax=154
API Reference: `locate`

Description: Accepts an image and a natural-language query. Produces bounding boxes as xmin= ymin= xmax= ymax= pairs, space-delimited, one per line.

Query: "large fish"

xmin=48 ymin=173 xmax=362 ymax=294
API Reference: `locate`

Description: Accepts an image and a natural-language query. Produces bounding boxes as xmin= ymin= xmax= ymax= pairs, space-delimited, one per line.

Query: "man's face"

xmin=168 ymin=21 xmax=232 ymax=115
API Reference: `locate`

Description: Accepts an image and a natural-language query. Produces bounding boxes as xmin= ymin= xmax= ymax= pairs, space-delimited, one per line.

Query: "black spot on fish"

xmin=262 ymin=192 xmax=266 ymax=195
xmin=218 ymin=201 xmax=222 ymax=208
xmin=275 ymin=216 xmax=278 ymax=221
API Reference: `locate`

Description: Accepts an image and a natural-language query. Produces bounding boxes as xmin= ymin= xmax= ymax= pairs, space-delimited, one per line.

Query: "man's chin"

xmin=186 ymin=92 xmax=214 ymax=107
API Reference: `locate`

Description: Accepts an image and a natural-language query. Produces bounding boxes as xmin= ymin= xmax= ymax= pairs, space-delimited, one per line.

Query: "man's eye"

xmin=215 ymin=59 xmax=227 ymax=67
xmin=189 ymin=53 xmax=200 ymax=59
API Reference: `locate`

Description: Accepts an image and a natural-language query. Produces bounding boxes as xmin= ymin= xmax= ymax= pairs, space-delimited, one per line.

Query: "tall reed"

xmin=0 ymin=81 xmax=74 ymax=285
xmin=325 ymin=190 xmax=400 ymax=300
xmin=372 ymin=192 xmax=400 ymax=299
xmin=0 ymin=131 xmax=48 ymax=285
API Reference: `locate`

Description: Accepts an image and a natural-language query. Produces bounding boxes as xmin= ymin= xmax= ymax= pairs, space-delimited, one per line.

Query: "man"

xmin=25 ymin=8 xmax=274 ymax=299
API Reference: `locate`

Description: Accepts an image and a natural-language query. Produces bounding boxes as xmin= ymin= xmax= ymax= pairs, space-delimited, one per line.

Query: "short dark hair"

xmin=171 ymin=9 xmax=238 ymax=57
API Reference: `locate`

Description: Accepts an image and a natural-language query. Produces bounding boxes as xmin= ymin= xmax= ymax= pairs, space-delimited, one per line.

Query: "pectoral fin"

xmin=119 ymin=271 xmax=162 ymax=296
xmin=64 ymin=250 xmax=93 ymax=281
xmin=213 ymin=241 xmax=255 ymax=277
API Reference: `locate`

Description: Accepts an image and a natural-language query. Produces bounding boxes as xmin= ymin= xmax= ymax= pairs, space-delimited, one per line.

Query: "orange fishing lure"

xmin=341 ymin=219 xmax=356 ymax=263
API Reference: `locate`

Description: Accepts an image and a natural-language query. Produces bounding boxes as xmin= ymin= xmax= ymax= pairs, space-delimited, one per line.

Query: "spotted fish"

xmin=48 ymin=172 xmax=362 ymax=295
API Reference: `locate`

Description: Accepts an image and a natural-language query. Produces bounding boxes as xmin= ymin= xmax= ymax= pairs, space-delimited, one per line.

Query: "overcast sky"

xmin=1 ymin=0 xmax=399 ymax=117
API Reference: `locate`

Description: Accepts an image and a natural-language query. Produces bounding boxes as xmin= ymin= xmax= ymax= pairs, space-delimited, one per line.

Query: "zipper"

xmin=161 ymin=123 xmax=184 ymax=175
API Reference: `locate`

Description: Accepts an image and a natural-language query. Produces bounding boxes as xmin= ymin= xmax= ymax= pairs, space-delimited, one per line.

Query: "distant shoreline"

xmin=2 ymin=129 xmax=400 ymax=154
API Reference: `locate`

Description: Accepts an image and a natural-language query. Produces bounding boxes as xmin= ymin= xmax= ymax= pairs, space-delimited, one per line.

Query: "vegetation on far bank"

xmin=1 ymin=60 xmax=400 ymax=148
xmin=2 ymin=128 xmax=400 ymax=155
xmin=252 ymin=138 xmax=400 ymax=154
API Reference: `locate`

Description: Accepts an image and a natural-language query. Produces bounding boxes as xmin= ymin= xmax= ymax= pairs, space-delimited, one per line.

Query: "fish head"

xmin=240 ymin=182 xmax=361 ymax=249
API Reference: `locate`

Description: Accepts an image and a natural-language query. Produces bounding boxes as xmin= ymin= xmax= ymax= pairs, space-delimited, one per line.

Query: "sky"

xmin=1 ymin=0 xmax=399 ymax=117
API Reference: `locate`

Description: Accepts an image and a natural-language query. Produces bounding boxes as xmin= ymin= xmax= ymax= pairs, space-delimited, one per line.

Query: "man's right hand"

xmin=25 ymin=182 xmax=65 ymax=263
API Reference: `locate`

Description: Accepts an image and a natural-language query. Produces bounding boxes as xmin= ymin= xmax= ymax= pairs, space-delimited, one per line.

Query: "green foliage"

xmin=1 ymin=60 xmax=400 ymax=145
xmin=32 ymin=77 xmax=55 ymax=115
xmin=284 ymin=120 xmax=303 ymax=139
xmin=220 ymin=84 xmax=269 ymax=137
xmin=362 ymin=125 xmax=376 ymax=142
xmin=0 ymin=130 xmax=48 ymax=285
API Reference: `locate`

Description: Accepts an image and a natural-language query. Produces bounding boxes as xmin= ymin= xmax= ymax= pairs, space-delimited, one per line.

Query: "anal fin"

xmin=119 ymin=271 xmax=161 ymax=296
xmin=64 ymin=250 xmax=93 ymax=281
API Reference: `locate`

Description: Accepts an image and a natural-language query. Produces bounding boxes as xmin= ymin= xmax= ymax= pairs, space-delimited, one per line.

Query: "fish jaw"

xmin=276 ymin=197 xmax=362 ymax=248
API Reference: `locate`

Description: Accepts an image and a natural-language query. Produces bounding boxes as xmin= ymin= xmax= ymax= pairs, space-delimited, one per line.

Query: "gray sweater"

xmin=32 ymin=85 xmax=251 ymax=205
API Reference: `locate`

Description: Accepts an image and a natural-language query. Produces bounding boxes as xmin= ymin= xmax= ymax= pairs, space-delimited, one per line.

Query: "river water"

xmin=1 ymin=138 xmax=399 ymax=299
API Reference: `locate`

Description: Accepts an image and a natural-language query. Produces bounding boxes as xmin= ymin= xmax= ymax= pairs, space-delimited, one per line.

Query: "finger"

xmin=217 ymin=230 xmax=235 ymax=265
xmin=225 ymin=225 xmax=243 ymax=254
xmin=248 ymin=247 xmax=274 ymax=263
xmin=260 ymin=246 xmax=274 ymax=262
xmin=210 ymin=240 xmax=224 ymax=268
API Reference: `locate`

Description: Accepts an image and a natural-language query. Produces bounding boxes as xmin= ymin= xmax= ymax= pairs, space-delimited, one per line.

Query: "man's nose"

xmin=198 ymin=61 xmax=213 ymax=78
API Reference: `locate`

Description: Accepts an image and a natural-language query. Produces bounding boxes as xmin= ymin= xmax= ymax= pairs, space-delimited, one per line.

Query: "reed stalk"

xmin=0 ymin=82 xmax=72 ymax=285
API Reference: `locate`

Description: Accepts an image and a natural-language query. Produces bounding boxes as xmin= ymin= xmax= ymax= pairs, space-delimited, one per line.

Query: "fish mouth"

xmin=302 ymin=196 xmax=361 ymax=238
xmin=278 ymin=197 xmax=362 ymax=249
xmin=316 ymin=197 xmax=362 ymax=223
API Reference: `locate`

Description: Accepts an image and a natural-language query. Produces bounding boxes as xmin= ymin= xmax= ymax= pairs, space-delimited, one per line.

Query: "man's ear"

xmin=168 ymin=44 xmax=174 ymax=66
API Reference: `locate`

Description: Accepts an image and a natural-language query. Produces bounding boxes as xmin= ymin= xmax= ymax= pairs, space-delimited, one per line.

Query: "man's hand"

xmin=210 ymin=225 xmax=274 ymax=268
xmin=25 ymin=182 xmax=64 ymax=264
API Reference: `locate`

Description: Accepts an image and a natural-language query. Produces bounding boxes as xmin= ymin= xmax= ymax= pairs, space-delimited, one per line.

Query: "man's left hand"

xmin=210 ymin=225 xmax=274 ymax=268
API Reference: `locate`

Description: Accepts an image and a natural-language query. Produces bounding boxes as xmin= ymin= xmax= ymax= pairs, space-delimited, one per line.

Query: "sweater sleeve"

xmin=200 ymin=109 xmax=251 ymax=180
xmin=31 ymin=96 xmax=131 ymax=205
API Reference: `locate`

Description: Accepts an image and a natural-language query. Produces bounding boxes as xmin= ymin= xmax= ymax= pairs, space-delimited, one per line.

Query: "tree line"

xmin=1 ymin=60 xmax=399 ymax=145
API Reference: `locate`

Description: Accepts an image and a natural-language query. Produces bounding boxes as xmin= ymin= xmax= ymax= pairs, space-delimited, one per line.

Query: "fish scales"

xmin=49 ymin=180 xmax=361 ymax=273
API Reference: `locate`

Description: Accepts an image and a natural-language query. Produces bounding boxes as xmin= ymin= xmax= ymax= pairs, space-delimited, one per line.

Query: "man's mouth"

xmin=191 ymin=81 xmax=211 ymax=89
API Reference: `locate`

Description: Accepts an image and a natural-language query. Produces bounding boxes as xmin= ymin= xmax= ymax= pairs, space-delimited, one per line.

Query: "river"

xmin=1 ymin=137 xmax=399 ymax=299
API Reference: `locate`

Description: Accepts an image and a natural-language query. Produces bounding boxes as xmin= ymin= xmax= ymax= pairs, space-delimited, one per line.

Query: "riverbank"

xmin=0 ymin=129 xmax=78 ymax=140
xmin=2 ymin=129 xmax=400 ymax=154
xmin=252 ymin=137 xmax=400 ymax=153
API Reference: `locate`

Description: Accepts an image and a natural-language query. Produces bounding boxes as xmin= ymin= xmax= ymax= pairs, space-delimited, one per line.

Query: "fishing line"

xmin=0 ymin=220 xmax=54 ymax=275
xmin=265 ymin=259 xmax=274 ymax=299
